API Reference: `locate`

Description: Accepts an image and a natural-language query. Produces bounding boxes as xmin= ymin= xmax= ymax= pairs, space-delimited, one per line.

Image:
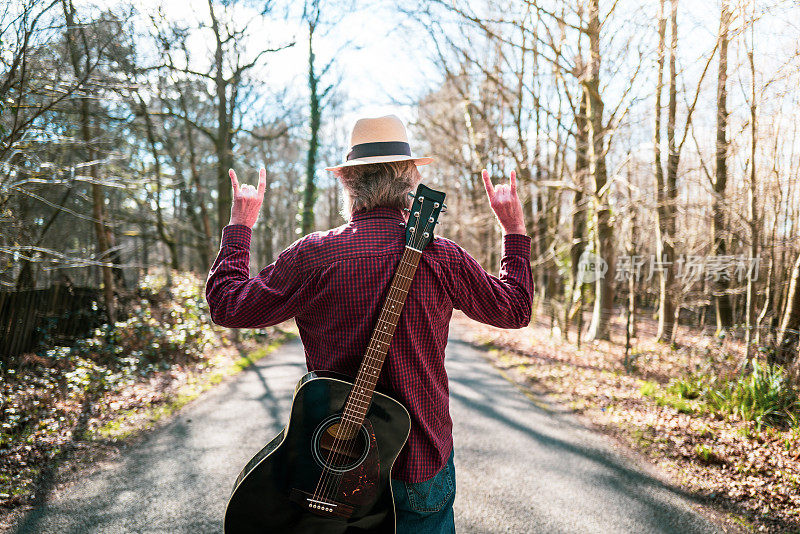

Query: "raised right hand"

xmin=481 ymin=168 xmax=526 ymax=235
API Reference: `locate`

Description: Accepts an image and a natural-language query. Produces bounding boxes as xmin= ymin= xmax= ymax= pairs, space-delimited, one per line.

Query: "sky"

xmin=112 ymin=0 xmax=443 ymax=156
xmin=81 ymin=0 xmax=800 ymax=172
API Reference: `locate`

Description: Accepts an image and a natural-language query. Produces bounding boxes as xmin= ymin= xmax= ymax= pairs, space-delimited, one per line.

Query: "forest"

xmin=3 ymin=0 xmax=800 ymax=362
xmin=2 ymin=0 xmax=800 ymax=531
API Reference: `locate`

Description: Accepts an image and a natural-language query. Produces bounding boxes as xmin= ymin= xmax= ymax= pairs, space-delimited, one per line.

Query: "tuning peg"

xmin=407 ymin=192 xmax=415 ymax=198
xmin=403 ymin=207 xmax=410 ymax=212
xmin=441 ymin=203 xmax=448 ymax=214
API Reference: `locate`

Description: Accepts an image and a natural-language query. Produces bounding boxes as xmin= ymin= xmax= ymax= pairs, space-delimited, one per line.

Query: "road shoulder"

xmin=448 ymin=318 xmax=753 ymax=534
xmin=1 ymin=324 xmax=297 ymax=534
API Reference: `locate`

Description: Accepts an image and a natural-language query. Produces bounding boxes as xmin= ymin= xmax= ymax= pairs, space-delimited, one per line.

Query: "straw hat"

xmin=324 ymin=114 xmax=434 ymax=171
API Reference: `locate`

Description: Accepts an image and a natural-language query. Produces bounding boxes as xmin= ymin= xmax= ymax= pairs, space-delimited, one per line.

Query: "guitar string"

xmin=311 ymin=255 xmax=416 ymax=502
xmin=320 ymin=208 xmax=435 ymax=502
xmin=313 ymin=256 xmax=415 ymax=503
xmin=325 ymin=207 xmax=434 ymax=495
xmin=317 ymin=220 xmax=428 ymax=503
xmin=312 ymin=210 xmax=426 ymax=503
xmin=324 ymin=253 xmax=416 ymax=504
xmin=313 ymin=200 xmax=434 ymax=504
xmin=321 ymin=250 xmax=420 ymax=501
xmin=325 ymin=214 xmax=433 ymax=499
xmin=312 ymin=244 xmax=419 ymax=503
xmin=311 ymin=206 xmax=424 ymax=503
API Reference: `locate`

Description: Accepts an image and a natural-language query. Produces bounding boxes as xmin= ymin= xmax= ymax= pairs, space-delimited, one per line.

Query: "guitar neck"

xmin=341 ymin=245 xmax=422 ymax=430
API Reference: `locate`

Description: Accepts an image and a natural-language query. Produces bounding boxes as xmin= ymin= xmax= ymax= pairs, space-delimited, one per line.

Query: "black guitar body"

xmin=224 ymin=370 xmax=411 ymax=533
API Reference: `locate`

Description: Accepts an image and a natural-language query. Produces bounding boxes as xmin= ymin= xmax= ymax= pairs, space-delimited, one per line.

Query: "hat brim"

xmin=325 ymin=154 xmax=434 ymax=171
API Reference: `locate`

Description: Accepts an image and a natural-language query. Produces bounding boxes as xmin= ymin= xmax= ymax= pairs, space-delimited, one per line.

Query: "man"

xmin=205 ymin=114 xmax=533 ymax=533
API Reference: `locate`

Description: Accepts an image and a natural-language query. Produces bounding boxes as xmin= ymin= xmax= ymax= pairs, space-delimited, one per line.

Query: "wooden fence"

xmin=0 ymin=284 xmax=107 ymax=360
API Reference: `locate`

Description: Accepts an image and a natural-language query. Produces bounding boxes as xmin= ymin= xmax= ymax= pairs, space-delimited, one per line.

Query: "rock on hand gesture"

xmin=481 ymin=168 xmax=526 ymax=235
xmin=229 ymin=167 xmax=266 ymax=229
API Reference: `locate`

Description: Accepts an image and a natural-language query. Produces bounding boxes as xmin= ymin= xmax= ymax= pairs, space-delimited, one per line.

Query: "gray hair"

xmin=335 ymin=161 xmax=421 ymax=217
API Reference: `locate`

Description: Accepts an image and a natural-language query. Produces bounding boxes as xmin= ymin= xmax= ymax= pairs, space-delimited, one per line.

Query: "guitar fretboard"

xmin=339 ymin=246 xmax=422 ymax=435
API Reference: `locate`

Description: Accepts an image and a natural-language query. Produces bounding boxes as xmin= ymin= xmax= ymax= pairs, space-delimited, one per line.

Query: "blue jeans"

xmin=391 ymin=448 xmax=456 ymax=534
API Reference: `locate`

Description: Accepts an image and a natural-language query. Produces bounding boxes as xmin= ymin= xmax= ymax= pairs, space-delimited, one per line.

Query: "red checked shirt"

xmin=205 ymin=206 xmax=534 ymax=482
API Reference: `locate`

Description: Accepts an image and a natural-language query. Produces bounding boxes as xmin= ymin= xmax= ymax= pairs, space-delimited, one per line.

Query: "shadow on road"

xmin=11 ymin=336 xmax=746 ymax=534
xmin=446 ymin=337 xmax=740 ymax=534
xmin=11 ymin=341 xmax=308 ymax=534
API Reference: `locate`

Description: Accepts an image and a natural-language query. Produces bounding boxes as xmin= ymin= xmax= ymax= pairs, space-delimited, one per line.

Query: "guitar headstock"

xmin=404 ymin=184 xmax=446 ymax=251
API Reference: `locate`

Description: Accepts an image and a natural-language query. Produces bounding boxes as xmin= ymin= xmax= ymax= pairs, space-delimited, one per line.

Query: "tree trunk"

xmin=624 ymin=197 xmax=637 ymax=368
xmin=262 ymin=175 xmax=274 ymax=262
xmin=744 ymin=9 xmax=759 ymax=360
xmin=653 ymin=0 xmax=673 ymax=342
xmin=62 ymin=0 xmax=115 ymax=322
xmin=625 ymin=160 xmax=638 ymax=360
xmin=657 ymin=0 xmax=679 ymax=343
xmin=209 ymin=0 xmax=233 ymax=237
xmin=755 ymin=257 xmax=772 ymax=347
xmin=302 ymin=21 xmax=321 ymax=235
xmin=546 ymin=142 xmax=562 ymax=302
xmin=14 ymin=158 xmax=35 ymax=289
xmin=180 ymin=91 xmax=213 ymax=270
xmin=140 ymin=98 xmax=180 ymax=271
xmin=584 ymin=0 xmax=614 ymax=342
xmin=712 ymin=0 xmax=733 ymax=334
xmin=566 ymin=90 xmax=589 ymax=342
xmin=775 ymin=251 xmax=800 ymax=366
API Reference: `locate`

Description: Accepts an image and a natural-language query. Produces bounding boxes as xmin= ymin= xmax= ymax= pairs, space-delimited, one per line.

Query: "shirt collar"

xmin=350 ymin=206 xmax=406 ymax=223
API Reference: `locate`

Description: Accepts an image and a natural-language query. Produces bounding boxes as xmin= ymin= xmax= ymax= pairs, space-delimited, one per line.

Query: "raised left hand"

xmin=229 ymin=167 xmax=266 ymax=228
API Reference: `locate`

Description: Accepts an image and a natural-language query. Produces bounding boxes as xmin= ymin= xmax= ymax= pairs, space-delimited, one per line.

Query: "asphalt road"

xmin=12 ymin=331 xmax=726 ymax=533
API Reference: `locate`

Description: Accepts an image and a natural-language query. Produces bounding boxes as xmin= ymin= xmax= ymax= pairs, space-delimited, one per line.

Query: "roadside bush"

xmin=666 ymin=374 xmax=707 ymax=400
xmin=0 ymin=272 xmax=217 ymax=447
xmin=705 ymin=358 xmax=800 ymax=430
xmin=644 ymin=359 xmax=800 ymax=430
xmin=69 ymin=272 xmax=216 ymax=367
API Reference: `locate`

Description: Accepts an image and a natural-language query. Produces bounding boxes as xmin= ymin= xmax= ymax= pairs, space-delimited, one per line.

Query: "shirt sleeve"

xmin=205 ymin=224 xmax=312 ymax=328
xmin=451 ymin=233 xmax=534 ymax=329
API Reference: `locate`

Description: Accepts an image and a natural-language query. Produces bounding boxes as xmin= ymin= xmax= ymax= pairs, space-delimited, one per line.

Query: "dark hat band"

xmin=346 ymin=141 xmax=412 ymax=161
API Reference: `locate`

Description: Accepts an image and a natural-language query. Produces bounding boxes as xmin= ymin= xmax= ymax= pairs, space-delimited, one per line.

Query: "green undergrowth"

xmin=639 ymin=357 xmax=800 ymax=431
xmin=0 ymin=270 xmax=297 ymax=509
xmin=474 ymin=332 xmax=800 ymax=433
xmin=91 ymin=331 xmax=295 ymax=442
xmin=2 ymin=273 xmax=215 ymax=452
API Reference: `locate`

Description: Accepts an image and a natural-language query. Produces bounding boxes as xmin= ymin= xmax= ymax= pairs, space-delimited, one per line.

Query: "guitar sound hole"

xmin=311 ymin=414 xmax=370 ymax=473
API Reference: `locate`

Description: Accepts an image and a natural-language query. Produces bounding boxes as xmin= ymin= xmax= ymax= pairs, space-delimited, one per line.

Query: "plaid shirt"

xmin=205 ymin=206 xmax=534 ymax=482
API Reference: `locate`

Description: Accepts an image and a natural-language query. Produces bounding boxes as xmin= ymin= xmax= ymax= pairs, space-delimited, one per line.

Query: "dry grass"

xmin=449 ymin=309 xmax=800 ymax=533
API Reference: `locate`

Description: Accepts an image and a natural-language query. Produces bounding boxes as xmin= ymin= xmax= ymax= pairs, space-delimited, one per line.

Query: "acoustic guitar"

xmin=224 ymin=184 xmax=447 ymax=533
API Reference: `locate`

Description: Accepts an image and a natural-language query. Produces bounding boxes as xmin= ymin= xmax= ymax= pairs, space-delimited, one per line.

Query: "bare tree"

xmin=151 ymin=1 xmax=293 ymax=235
xmin=776 ymin=251 xmax=800 ymax=366
xmin=712 ymin=0 xmax=734 ymax=334
xmin=743 ymin=0 xmax=759 ymax=360
xmin=652 ymin=0 xmax=671 ymax=342
xmin=62 ymin=0 xmax=118 ymax=320
xmin=582 ymin=0 xmax=614 ymax=341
